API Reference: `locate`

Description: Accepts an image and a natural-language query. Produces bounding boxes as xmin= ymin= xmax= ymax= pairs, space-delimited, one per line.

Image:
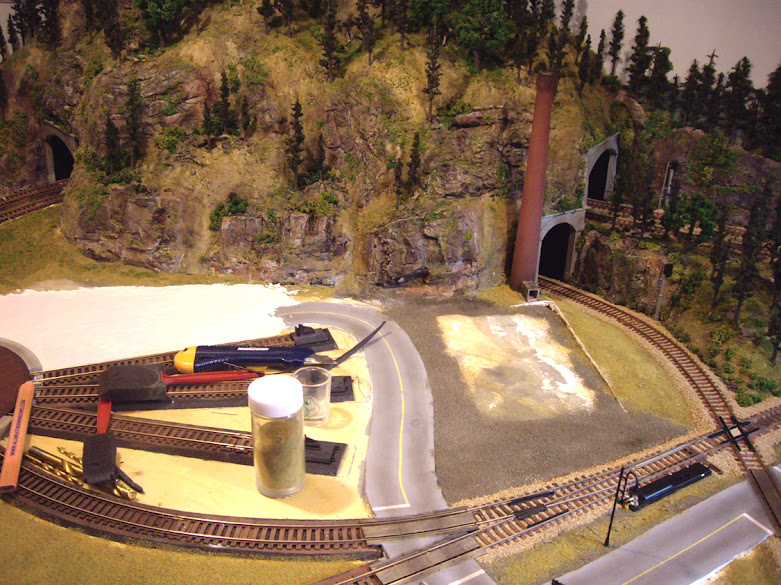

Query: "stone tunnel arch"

xmin=539 ymin=223 xmax=575 ymax=280
xmin=537 ymin=209 xmax=586 ymax=282
xmin=46 ymin=135 xmax=75 ymax=181
xmin=40 ymin=121 xmax=78 ymax=183
xmin=0 ymin=338 xmax=40 ymax=417
xmin=583 ymin=134 xmax=619 ymax=203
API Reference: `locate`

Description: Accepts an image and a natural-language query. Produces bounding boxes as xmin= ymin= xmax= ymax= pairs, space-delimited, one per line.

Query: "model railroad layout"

xmin=0 ymin=180 xmax=69 ymax=225
xmin=3 ymin=281 xmax=781 ymax=585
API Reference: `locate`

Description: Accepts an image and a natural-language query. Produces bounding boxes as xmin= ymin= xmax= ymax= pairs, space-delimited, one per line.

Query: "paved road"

xmin=551 ymin=466 xmax=780 ymax=585
xmin=276 ymin=302 xmax=495 ymax=583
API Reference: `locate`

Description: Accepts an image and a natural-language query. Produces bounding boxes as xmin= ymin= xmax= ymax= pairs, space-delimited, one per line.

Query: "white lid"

xmin=248 ymin=375 xmax=303 ymax=418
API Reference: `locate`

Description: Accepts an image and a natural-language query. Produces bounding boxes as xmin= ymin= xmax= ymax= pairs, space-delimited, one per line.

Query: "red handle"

xmin=160 ymin=370 xmax=263 ymax=385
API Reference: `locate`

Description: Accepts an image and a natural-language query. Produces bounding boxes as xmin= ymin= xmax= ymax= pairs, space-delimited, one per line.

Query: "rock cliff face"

xmin=573 ymin=230 xmax=665 ymax=313
xmin=14 ymin=3 xmax=603 ymax=292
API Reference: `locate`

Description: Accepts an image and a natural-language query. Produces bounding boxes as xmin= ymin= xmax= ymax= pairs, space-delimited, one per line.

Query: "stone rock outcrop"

xmin=367 ymin=199 xmax=511 ymax=293
xmin=574 ymin=230 xmax=665 ymax=312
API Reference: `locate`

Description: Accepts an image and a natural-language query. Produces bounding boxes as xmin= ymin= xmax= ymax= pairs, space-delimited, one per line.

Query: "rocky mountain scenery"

xmin=1 ymin=0 xmax=780 ymax=403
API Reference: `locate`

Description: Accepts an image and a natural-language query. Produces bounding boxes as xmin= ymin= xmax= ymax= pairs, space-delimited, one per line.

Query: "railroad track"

xmin=4 ymin=290 xmax=781 ymax=581
xmin=0 ymin=180 xmax=68 ymax=224
xmin=312 ymin=406 xmax=781 ymax=585
xmin=539 ymin=277 xmax=781 ymax=532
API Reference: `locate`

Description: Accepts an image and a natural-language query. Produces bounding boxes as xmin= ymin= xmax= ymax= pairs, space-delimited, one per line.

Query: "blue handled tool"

xmin=174 ymin=321 xmax=386 ymax=373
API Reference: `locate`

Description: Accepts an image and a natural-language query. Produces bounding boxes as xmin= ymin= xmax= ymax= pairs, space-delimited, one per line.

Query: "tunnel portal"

xmin=539 ymin=222 xmax=575 ymax=281
xmin=46 ymin=135 xmax=75 ymax=180
xmin=587 ymin=151 xmax=611 ymax=200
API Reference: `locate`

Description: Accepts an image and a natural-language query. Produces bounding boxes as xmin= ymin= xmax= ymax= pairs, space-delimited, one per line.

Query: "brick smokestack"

xmin=509 ymin=73 xmax=558 ymax=291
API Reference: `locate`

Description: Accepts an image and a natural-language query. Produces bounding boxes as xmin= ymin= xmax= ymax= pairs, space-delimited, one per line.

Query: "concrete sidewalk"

xmin=548 ymin=466 xmax=780 ymax=585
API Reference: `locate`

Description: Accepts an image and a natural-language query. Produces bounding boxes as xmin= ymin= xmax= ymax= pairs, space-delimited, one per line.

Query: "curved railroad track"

xmin=4 ymin=287 xmax=781 ymax=582
xmin=0 ymin=180 xmax=68 ymax=224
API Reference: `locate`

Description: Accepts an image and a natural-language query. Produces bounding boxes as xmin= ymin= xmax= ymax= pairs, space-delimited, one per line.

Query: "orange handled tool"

xmin=0 ymin=381 xmax=35 ymax=493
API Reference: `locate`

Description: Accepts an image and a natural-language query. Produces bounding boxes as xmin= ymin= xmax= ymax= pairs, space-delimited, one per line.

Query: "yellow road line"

xmin=281 ymin=310 xmax=409 ymax=507
xmin=620 ymin=514 xmax=746 ymax=585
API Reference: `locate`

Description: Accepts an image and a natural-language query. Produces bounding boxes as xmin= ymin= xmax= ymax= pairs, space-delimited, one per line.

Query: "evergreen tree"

xmin=124 ymin=77 xmax=144 ymax=168
xmin=679 ymin=60 xmax=701 ymax=126
xmin=422 ymin=26 xmax=442 ymax=121
xmin=697 ymin=51 xmax=718 ymax=128
xmin=410 ymin=0 xmax=451 ymax=32
xmin=312 ymin=132 xmax=328 ymax=182
xmin=304 ymin=0 xmax=323 ymax=19
xmin=0 ymin=20 xmax=7 ymax=61
xmin=768 ymin=306 xmax=781 ymax=365
xmin=81 ymin=0 xmax=97 ymax=31
xmin=660 ymin=166 xmax=684 ymax=238
xmin=202 ymin=98 xmax=213 ymax=138
xmin=757 ymin=63 xmax=780 ymax=160
xmin=592 ymin=29 xmax=606 ymax=81
xmin=103 ymin=0 xmax=123 ymax=60
xmin=709 ymin=208 xmax=730 ymax=307
xmin=733 ymin=181 xmax=773 ymax=326
xmin=287 ymin=98 xmax=305 ymax=189
xmin=507 ymin=0 xmax=537 ymax=78
xmin=357 ymin=0 xmax=376 ymax=64
xmin=0 ymin=72 xmax=7 ymax=120
xmin=704 ymin=72 xmax=725 ymax=132
xmin=547 ymin=28 xmax=564 ymax=74
xmin=13 ymin=0 xmax=41 ymax=45
xmin=104 ymin=112 xmax=122 ymax=174
xmin=394 ymin=156 xmax=404 ymax=207
xmin=135 ymin=0 xmax=188 ymax=48
xmin=392 ymin=0 xmax=409 ymax=50
xmin=577 ymin=34 xmax=591 ymax=89
xmin=277 ymin=0 xmax=295 ymax=37
xmin=646 ymin=46 xmax=672 ymax=110
xmin=559 ymin=0 xmax=574 ymax=34
xmin=608 ymin=10 xmax=624 ymax=76
xmin=624 ymin=141 xmax=656 ymax=236
xmin=724 ymin=57 xmax=754 ymax=144
xmin=574 ymin=15 xmax=587 ymax=65
xmin=679 ymin=191 xmax=719 ymax=251
xmin=769 ymin=192 xmax=781 ymax=310
xmin=538 ymin=0 xmax=555 ymax=29
xmin=7 ymin=15 xmax=19 ymax=51
xmin=218 ymin=69 xmax=231 ymax=134
xmin=320 ymin=1 xmax=339 ymax=82
xmin=626 ymin=15 xmax=651 ymax=98
xmin=408 ymin=131 xmax=421 ymax=191
xmin=240 ymin=95 xmax=251 ymax=136
xmin=39 ymin=0 xmax=60 ymax=48
xmin=452 ymin=0 xmax=510 ymax=72
xmin=257 ymin=0 xmax=275 ymax=35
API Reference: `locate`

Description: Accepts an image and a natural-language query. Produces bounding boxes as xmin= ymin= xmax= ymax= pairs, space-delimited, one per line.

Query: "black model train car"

xmin=627 ymin=462 xmax=711 ymax=511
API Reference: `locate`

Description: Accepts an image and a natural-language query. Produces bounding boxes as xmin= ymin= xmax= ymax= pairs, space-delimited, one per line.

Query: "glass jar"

xmin=248 ymin=375 xmax=305 ymax=498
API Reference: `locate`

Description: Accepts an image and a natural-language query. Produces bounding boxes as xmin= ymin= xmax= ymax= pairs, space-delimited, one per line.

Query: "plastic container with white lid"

xmin=248 ymin=375 xmax=305 ymax=498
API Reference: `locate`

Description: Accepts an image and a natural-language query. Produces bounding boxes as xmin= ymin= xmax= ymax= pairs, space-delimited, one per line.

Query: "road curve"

xmin=276 ymin=302 xmax=496 ymax=584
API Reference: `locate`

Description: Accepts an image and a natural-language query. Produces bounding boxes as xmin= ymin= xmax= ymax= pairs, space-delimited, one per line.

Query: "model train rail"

xmin=0 ymin=180 xmax=68 ymax=224
xmin=539 ymin=276 xmax=781 ymax=535
xmin=4 ymin=290 xmax=781 ymax=581
xmin=312 ymin=410 xmax=781 ymax=585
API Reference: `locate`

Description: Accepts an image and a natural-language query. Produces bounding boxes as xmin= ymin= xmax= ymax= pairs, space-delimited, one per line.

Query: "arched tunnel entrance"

xmin=46 ymin=135 xmax=75 ymax=180
xmin=587 ymin=150 xmax=612 ymax=200
xmin=539 ymin=223 xmax=575 ymax=281
xmin=0 ymin=346 xmax=33 ymax=417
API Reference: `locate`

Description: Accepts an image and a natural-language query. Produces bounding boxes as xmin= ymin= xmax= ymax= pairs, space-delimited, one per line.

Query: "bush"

xmin=295 ymin=192 xmax=338 ymax=218
xmin=209 ymin=192 xmax=248 ymax=231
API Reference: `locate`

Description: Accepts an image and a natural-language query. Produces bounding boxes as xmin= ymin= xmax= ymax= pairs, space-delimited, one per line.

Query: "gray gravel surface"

xmin=377 ymin=293 xmax=689 ymax=503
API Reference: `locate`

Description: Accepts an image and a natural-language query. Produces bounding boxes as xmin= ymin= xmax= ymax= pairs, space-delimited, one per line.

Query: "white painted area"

xmin=0 ymin=284 xmax=295 ymax=370
xmin=438 ymin=313 xmax=595 ymax=420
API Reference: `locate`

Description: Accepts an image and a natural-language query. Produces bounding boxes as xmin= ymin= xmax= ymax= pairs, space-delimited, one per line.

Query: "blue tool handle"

xmin=192 ymin=346 xmax=316 ymax=372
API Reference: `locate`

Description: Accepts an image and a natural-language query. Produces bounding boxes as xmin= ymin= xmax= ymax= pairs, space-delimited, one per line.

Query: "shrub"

xmin=210 ymin=192 xmax=248 ymax=231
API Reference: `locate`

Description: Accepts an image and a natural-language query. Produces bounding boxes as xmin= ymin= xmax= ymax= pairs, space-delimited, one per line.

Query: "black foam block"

xmin=99 ymin=365 xmax=168 ymax=402
xmin=82 ymin=433 xmax=118 ymax=485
